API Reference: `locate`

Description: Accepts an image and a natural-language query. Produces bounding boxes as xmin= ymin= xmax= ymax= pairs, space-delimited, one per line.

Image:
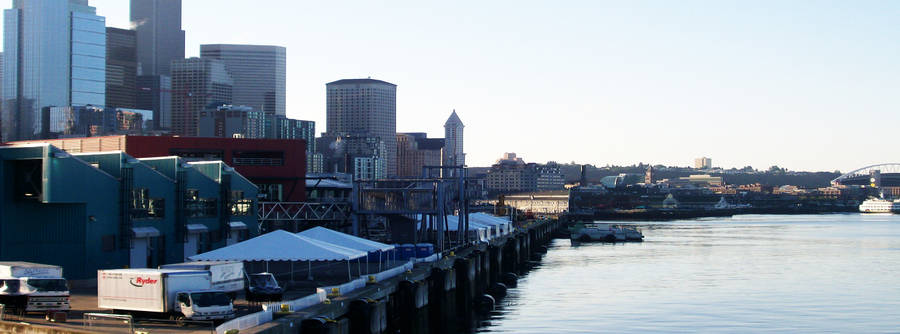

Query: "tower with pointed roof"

xmin=443 ymin=110 xmax=465 ymax=169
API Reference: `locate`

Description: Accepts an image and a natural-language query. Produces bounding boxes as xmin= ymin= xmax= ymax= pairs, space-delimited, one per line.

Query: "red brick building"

xmin=11 ymin=135 xmax=306 ymax=201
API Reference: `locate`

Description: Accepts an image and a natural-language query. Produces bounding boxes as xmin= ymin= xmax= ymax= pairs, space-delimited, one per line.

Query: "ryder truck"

xmin=97 ymin=269 xmax=235 ymax=323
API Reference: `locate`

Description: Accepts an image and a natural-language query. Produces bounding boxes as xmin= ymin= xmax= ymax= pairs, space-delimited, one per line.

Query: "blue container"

xmin=415 ymin=243 xmax=434 ymax=258
xmin=399 ymin=244 xmax=416 ymax=260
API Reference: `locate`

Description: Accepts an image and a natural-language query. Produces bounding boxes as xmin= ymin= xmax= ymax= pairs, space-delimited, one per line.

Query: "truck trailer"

xmin=0 ymin=262 xmax=70 ymax=317
xmin=97 ymin=269 xmax=235 ymax=323
xmin=159 ymin=261 xmax=244 ymax=296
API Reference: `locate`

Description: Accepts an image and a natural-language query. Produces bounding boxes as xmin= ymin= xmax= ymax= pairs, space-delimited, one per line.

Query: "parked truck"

xmin=160 ymin=261 xmax=244 ymax=297
xmin=97 ymin=269 xmax=235 ymax=323
xmin=0 ymin=262 xmax=70 ymax=318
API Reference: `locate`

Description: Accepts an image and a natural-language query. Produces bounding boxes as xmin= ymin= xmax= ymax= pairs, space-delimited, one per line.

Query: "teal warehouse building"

xmin=0 ymin=143 xmax=258 ymax=279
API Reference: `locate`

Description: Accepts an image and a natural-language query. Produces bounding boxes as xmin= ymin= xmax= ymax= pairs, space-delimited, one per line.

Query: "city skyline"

xmin=1 ymin=0 xmax=897 ymax=172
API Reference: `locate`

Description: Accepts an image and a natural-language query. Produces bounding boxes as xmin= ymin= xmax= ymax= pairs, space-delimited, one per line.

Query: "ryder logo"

xmin=129 ymin=277 xmax=159 ymax=287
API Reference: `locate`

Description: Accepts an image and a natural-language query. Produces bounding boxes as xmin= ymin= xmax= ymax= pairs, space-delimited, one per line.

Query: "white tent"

xmin=190 ymin=230 xmax=365 ymax=262
xmin=189 ymin=230 xmax=366 ymax=280
xmin=471 ymin=213 xmax=513 ymax=235
xmin=297 ymin=227 xmax=396 ymax=272
xmin=297 ymin=227 xmax=393 ymax=252
xmin=446 ymin=215 xmax=490 ymax=242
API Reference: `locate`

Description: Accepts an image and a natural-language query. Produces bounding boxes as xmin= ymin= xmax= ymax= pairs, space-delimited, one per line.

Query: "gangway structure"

xmin=354 ymin=166 xmax=470 ymax=252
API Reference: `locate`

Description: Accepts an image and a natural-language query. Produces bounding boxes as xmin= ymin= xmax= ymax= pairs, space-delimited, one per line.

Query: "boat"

xmin=570 ymin=223 xmax=643 ymax=242
xmin=858 ymin=197 xmax=900 ymax=213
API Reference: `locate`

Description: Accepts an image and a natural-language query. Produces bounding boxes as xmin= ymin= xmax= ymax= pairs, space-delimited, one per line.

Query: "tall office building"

xmin=397 ymin=133 xmax=443 ymax=178
xmin=443 ymin=110 xmax=465 ymax=168
xmin=106 ymin=27 xmax=138 ymax=109
xmin=200 ymin=44 xmax=286 ymax=116
xmin=2 ymin=0 xmax=106 ymax=142
xmin=135 ymin=75 xmax=171 ymax=130
xmin=694 ymin=157 xmax=712 ymax=169
xmin=130 ymin=0 xmax=184 ymax=77
xmin=325 ymin=78 xmax=397 ymax=177
xmin=170 ymin=58 xmax=233 ymax=137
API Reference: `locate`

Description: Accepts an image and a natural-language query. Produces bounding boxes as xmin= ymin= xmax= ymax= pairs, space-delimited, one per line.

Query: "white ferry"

xmin=858 ymin=198 xmax=900 ymax=213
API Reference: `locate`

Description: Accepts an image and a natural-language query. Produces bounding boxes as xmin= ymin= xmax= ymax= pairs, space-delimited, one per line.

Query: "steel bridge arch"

xmin=832 ymin=163 xmax=900 ymax=184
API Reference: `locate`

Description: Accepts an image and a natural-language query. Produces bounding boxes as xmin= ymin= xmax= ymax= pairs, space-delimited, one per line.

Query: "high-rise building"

xmin=136 ymin=75 xmax=171 ymax=130
xmin=130 ymin=0 xmax=184 ymax=77
xmin=397 ymin=133 xmax=443 ymax=178
xmin=695 ymin=157 xmax=712 ymax=169
xmin=197 ymin=104 xmax=265 ymax=139
xmin=443 ymin=110 xmax=465 ymax=168
xmin=2 ymin=0 xmax=106 ymax=142
xmin=106 ymin=27 xmax=138 ymax=109
xmin=317 ymin=134 xmax=386 ymax=180
xmin=200 ymin=44 xmax=286 ymax=116
xmin=325 ymin=78 xmax=397 ymax=177
xmin=171 ymin=58 xmax=233 ymax=137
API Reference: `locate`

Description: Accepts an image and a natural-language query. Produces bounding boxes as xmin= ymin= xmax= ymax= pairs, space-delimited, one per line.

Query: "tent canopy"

xmin=189 ymin=230 xmax=367 ymax=262
xmin=297 ymin=227 xmax=394 ymax=252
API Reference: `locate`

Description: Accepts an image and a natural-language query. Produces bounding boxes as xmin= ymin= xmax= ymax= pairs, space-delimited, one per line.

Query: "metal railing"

xmin=258 ymin=202 xmax=352 ymax=221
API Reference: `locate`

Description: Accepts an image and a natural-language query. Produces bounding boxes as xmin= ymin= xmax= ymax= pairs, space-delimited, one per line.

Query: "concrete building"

xmin=397 ymin=133 xmax=443 ymax=178
xmin=695 ymin=157 xmax=712 ymax=169
xmin=443 ymin=110 xmax=464 ymax=169
xmin=267 ymin=115 xmax=317 ymax=172
xmin=0 ymin=143 xmax=258 ymax=279
xmin=485 ymin=154 xmax=565 ymax=194
xmin=170 ymin=58 xmax=234 ymax=137
xmin=325 ymin=78 xmax=397 ymax=177
xmin=317 ymin=134 xmax=386 ymax=180
xmin=197 ymin=104 xmax=265 ymax=139
xmin=130 ymin=0 xmax=184 ymax=77
xmin=200 ymin=44 xmax=286 ymax=116
xmin=2 ymin=0 xmax=106 ymax=142
xmin=12 ymin=136 xmax=308 ymax=202
xmin=105 ymin=27 xmax=138 ymax=109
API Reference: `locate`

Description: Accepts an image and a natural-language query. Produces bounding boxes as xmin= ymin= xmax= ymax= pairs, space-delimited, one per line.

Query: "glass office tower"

xmin=2 ymin=0 xmax=105 ymax=141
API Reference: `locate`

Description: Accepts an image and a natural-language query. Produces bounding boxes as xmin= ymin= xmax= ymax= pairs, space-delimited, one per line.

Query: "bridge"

xmin=832 ymin=163 xmax=900 ymax=187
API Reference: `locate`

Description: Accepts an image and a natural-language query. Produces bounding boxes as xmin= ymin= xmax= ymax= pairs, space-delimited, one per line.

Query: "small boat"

xmin=570 ymin=223 xmax=643 ymax=242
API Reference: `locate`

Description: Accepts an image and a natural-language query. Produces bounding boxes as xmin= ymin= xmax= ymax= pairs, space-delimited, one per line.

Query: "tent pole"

xmin=266 ymin=261 xmax=269 ymax=273
xmin=379 ymin=251 xmax=382 ymax=272
xmin=357 ymin=258 xmax=361 ymax=277
xmin=291 ymin=261 xmax=294 ymax=283
xmin=347 ymin=260 xmax=351 ymax=281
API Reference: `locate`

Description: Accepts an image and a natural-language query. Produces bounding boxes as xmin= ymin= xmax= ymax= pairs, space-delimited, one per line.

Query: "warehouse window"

xmin=185 ymin=189 xmax=217 ymax=217
xmin=13 ymin=159 xmax=42 ymax=201
xmin=229 ymin=190 xmax=253 ymax=216
xmin=131 ymin=188 xmax=165 ymax=219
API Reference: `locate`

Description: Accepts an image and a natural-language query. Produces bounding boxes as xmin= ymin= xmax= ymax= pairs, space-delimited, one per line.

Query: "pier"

xmin=243 ymin=218 xmax=562 ymax=334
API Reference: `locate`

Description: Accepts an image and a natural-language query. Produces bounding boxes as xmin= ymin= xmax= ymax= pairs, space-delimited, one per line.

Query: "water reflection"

xmin=477 ymin=214 xmax=900 ymax=333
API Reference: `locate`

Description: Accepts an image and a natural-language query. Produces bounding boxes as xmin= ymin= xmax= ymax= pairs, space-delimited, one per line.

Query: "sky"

xmin=4 ymin=0 xmax=899 ymax=172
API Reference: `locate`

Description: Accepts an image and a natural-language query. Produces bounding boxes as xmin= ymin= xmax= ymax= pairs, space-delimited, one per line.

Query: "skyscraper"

xmin=170 ymin=58 xmax=233 ymax=137
xmin=325 ymin=78 xmax=397 ymax=177
xmin=106 ymin=27 xmax=138 ymax=109
xmin=443 ymin=110 xmax=465 ymax=168
xmin=130 ymin=0 xmax=184 ymax=77
xmin=200 ymin=44 xmax=286 ymax=116
xmin=2 ymin=0 xmax=106 ymax=142
xmin=136 ymin=74 xmax=171 ymax=130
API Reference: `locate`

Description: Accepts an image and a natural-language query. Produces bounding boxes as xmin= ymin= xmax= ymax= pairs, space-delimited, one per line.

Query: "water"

xmin=478 ymin=214 xmax=900 ymax=333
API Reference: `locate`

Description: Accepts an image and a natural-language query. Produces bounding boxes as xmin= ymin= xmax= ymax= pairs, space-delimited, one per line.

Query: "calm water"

xmin=477 ymin=214 xmax=900 ymax=333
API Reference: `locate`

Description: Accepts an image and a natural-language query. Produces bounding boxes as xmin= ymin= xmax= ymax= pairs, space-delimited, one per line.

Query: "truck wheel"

xmin=175 ymin=315 xmax=187 ymax=327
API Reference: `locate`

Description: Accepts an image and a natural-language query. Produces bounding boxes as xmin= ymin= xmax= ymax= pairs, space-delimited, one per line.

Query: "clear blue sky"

xmin=5 ymin=0 xmax=899 ymax=172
